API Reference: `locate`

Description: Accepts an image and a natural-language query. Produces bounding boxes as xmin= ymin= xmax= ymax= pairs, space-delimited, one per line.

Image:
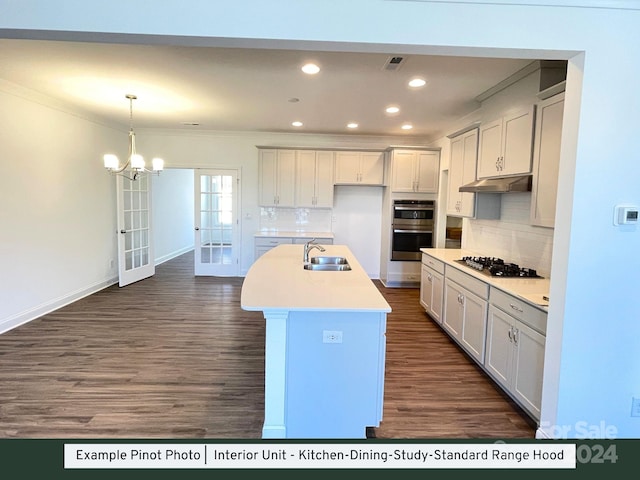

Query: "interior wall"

xmin=151 ymin=168 xmax=195 ymax=265
xmin=0 ymin=84 xmax=121 ymax=333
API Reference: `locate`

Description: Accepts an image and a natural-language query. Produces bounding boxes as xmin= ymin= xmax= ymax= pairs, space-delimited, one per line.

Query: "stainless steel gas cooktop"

xmin=455 ymin=256 xmax=543 ymax=278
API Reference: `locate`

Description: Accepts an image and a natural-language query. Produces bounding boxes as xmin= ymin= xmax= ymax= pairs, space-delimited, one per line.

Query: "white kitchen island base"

xmin=241 ymin=244 xmax=391 ymax=439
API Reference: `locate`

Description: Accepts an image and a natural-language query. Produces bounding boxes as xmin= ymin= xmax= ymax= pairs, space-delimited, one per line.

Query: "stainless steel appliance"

xmin=455 ymin=256 xmax=543 ymax=278
xmin=391 ymin=199 xmax=435 ymax=261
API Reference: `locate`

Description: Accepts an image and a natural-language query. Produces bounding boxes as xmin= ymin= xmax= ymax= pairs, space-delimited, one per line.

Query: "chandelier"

xmin=103 ymin=94 xmax=164 ymax=180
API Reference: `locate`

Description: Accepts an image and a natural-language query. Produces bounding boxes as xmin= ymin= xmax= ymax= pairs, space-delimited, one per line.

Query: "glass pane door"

xmin=194 ymin=169 xmax=239 ymax=276
xmin=117 ymin=173 xmax=155 ymax=287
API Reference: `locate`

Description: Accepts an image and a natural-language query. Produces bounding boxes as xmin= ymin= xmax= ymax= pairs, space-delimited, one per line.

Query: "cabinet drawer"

xmin=490 ymin=287 xmax=547 ymax=335
xmin=445 ymin=265 xmax=489 ymax=299
xmin=254 ymin=237 xmax=293 ymax=247
xmin=421 ymin=254 xmax=445 ymax=274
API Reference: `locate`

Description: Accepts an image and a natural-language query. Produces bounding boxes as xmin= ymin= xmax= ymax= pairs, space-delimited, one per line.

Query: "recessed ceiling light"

xmin=385 ymin=106 xmax=400 ymax=114
xmin=408 ymin=78 xmax=426 ymax=88
xmin=292 ymin=121 xmax=303 ymax=127
xmin=181 ymin=121 xmax=200 ymax=126
xmin=347 ymin=123 xmax=359 ymax=129
xmin=301 ymin=63 xmax=320 ymax=75
xmin=401 ymin=124 xmax=413 ymax=130
xmin=288 ymin=97 xmax=300 ymax=103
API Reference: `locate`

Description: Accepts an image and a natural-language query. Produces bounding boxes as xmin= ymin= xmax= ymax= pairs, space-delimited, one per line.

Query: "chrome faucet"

xmin=303 ymin=238 xmax=326 ymax=263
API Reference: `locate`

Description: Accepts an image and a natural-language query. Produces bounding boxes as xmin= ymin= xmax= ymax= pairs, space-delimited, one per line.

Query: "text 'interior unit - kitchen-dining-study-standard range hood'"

xmin=458 ymin=174 xmax=532 ymax=193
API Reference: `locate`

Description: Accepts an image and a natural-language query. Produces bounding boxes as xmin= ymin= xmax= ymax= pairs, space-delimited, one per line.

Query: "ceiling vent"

xmin=383 ymin=56 xmax=405 ymax=71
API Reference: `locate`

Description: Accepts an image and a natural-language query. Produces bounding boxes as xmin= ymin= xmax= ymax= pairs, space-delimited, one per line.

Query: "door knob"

xmin=195 ymin=227 xmax=200 ymax=231
xmin=120 ymin=229 xmax=126 ymax=234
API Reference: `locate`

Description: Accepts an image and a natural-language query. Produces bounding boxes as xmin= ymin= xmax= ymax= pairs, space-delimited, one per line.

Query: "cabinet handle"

xmin=509 ymin=303 xmax=524 ymax=313
xmin=508 ymin=327 xmax=513 ymax=342
xmin=513 ymin=327 xmax=519 ymax=345
xmin=427 ymin=274 xmax=432 ymax=282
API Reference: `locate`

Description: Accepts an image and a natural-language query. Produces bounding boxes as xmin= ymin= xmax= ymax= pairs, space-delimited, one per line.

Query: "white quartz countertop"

xmin=241 ymin=244 xmax=391 ymax=313
xmin=254 ymin=230 xmax=334 ymax=239
xmin=420 ymin=248 xmax=550 ymax=310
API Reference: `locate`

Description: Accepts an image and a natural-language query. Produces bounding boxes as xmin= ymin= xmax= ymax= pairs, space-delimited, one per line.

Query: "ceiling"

xmin=0 ymin=38 xmax=534 ymax=140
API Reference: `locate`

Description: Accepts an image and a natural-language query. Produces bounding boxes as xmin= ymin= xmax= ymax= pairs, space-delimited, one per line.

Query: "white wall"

xmin=3 ymin=0 xmax=640 ymax=438
xmin=151 ymin=168 xmax=194 ymax=264
xmin=0 ymin=83 xmax=121 ymax=333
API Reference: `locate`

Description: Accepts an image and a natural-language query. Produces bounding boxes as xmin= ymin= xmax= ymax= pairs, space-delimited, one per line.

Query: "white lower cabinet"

xmin=442 ymin=266 xmax=489 ymax=364
xmin=420 ymin=262 xmax=444 ymax=323
xmin=484 ymin=288 xmax=547 ymax=421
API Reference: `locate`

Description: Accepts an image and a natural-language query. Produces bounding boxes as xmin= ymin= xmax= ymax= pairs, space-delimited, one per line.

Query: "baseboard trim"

xmin=155 ymin=246 xmax=194 ymax=266
xmin=0 ymin=277 xmax=118 ymax=335
xmin=380 ymin=279 xmax=420 ymax=289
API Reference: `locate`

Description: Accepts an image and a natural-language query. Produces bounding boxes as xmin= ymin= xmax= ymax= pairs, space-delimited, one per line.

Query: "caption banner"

xmin=65 ymin=443 xmax=576 ymax=469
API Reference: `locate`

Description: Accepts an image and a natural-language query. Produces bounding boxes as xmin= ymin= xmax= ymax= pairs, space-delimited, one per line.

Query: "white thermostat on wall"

xmin=614 ymin=205 xmax=639 ymax=225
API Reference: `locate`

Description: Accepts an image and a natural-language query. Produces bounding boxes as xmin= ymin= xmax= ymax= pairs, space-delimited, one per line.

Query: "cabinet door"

xmin=415 ymin=150 xmax=439 ymax=193
xmin=460 ymin=287 xmax=488 ymax=363
xmin=295 ymin=150 xmax=317 ymax=207
xmin=477 ymin=118 xmax=503 ymax=179
xmin=276 ymin=149 xmax=296 ymax=207
xmin=359 ymin=152 xmax=385 ymax=185
xmin=391 ymin=150 xmax=417 ymax=192
xmin=459 ymin=129 xmax=479 ymax=217
xmin=420 ymin=264 xmax=432 ymax=311
xmin=501 ymin=105 xmax=535 ymax=176
xmin=334 ymin=151 xmax=361 ymax=184
xmin=430 ymin=269 xmax=444 ymax=323
xmin=530 ymin=93 xmax=564 ymax=227
xmin=443 ymin=279 xmax=464 ymax=339
xmin=484 ymin=305 xmax=514 ymax=391
xmin=314 ymin=151 xmax=335 ymax=207
xmin=259 ymin=149 xmax=278 ymax=206
xmin=512 ymin=320 xmax=545 ymax=419
xmin=447 ymin=135 xmax=464 ymax=216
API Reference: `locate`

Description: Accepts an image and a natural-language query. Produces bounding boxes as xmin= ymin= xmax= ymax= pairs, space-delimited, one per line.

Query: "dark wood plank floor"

xmin=0 ymin=251 xmax=535 ymax=438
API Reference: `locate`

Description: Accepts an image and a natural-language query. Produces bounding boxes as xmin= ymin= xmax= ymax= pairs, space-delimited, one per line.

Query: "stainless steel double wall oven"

xmin=391 ymin=199 xmax=435 ymax=261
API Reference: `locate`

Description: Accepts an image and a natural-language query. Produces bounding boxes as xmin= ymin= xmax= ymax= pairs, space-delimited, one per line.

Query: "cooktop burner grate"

xmin=457 ymin=256 xmax=542 ymax=278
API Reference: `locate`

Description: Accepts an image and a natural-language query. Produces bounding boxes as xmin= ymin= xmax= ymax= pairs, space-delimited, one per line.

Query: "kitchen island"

xmin=241 ymin=243 xmax=391 ymax=439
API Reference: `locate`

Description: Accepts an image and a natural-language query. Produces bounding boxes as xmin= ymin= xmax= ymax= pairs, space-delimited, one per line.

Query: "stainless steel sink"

xmin=303 ymin=263 xmax=352 ymax=271
xmin=310 ymin=256 xmax=349 ymax=265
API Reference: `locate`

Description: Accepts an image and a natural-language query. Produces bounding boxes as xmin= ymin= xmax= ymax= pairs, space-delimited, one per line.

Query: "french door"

xmin=116 ymin=173 xmax=155 ymax=287
xmin=194 ymin=169 xmax=240 ymax=276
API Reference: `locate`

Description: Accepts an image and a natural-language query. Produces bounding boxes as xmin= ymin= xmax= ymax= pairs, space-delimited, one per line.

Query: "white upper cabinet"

xmin=447 ymin=128 xmax=478 ymax=217
xmin=259 ymin=149 xmax=296 ymax=207
xmin=530 ymin=92 xmax=564 ymax=228
xmin=390 ymin=149 xmax=440 ymax=193
xmin=295 ymin=150 xmax=335 ymax=208
xmin=334 ymin=151 xmax=385 ymax=185
xmin=477 ymin=105 xmax=535 ymax=179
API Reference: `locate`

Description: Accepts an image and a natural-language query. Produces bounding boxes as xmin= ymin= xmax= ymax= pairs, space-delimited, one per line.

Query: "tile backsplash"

xmin=463 ymin=193 xmax=554 ymax=278
xmin=259 ymin=207 xmax=333 ymax=232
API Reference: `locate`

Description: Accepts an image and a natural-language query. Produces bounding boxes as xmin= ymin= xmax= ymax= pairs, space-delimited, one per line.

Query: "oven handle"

xmin=393 ymin=206 xmax=434 ymax=211
xmin=393 ymin=229 xmax=434 ymax=234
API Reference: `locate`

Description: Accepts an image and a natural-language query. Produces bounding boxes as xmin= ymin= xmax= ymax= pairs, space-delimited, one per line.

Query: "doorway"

xmin=194 ymin=169 xmax=240 ymax=276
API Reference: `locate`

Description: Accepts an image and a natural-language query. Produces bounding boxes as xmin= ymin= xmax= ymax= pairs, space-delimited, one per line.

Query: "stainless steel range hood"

xmin=459 ymin=175 xmax=532 ymax=193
